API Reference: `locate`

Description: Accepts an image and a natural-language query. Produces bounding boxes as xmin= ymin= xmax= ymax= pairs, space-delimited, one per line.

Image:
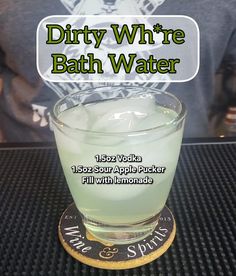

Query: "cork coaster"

xmin=58 ymin=203 xmax=176 ymax=270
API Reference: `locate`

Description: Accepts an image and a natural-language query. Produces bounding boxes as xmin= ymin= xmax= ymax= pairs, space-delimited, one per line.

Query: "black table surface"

xmin=0 ymin=138 xmax=235 ymax=276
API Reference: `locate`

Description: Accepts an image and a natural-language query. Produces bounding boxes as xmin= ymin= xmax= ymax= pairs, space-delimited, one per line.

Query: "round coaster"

xmin=58 ymin=203 xmax=176 ymax=270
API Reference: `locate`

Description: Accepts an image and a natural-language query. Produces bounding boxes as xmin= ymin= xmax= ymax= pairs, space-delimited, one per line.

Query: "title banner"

xmin=37 ymin=15 xmax=199 ymax=83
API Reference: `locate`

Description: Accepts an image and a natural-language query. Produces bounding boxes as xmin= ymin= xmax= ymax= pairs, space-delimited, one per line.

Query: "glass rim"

xmin=51 ymin=86 xmax=187 ymax=136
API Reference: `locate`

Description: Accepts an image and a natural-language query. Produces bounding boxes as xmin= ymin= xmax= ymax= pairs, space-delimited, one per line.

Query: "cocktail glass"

xmin=52 ymin=86 xmax=186 ymax=244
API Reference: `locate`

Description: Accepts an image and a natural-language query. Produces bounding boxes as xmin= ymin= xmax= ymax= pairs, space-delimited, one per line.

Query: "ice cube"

xmin=59 ymin=104 xmax=90 ymax=130
xmin=135 ymin=106 xmax=176 ymax=130
xmin=87 ymin=96 xmax=157 ymax=132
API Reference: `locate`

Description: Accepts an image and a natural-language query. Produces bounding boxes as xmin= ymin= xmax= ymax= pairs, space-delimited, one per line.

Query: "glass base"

xmin=81 ymin=212 xmax=161 ymax=245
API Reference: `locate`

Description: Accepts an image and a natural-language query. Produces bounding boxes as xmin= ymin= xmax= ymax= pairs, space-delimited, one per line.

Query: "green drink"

xmin=52 ymin=86 xmax=186 ymax=244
